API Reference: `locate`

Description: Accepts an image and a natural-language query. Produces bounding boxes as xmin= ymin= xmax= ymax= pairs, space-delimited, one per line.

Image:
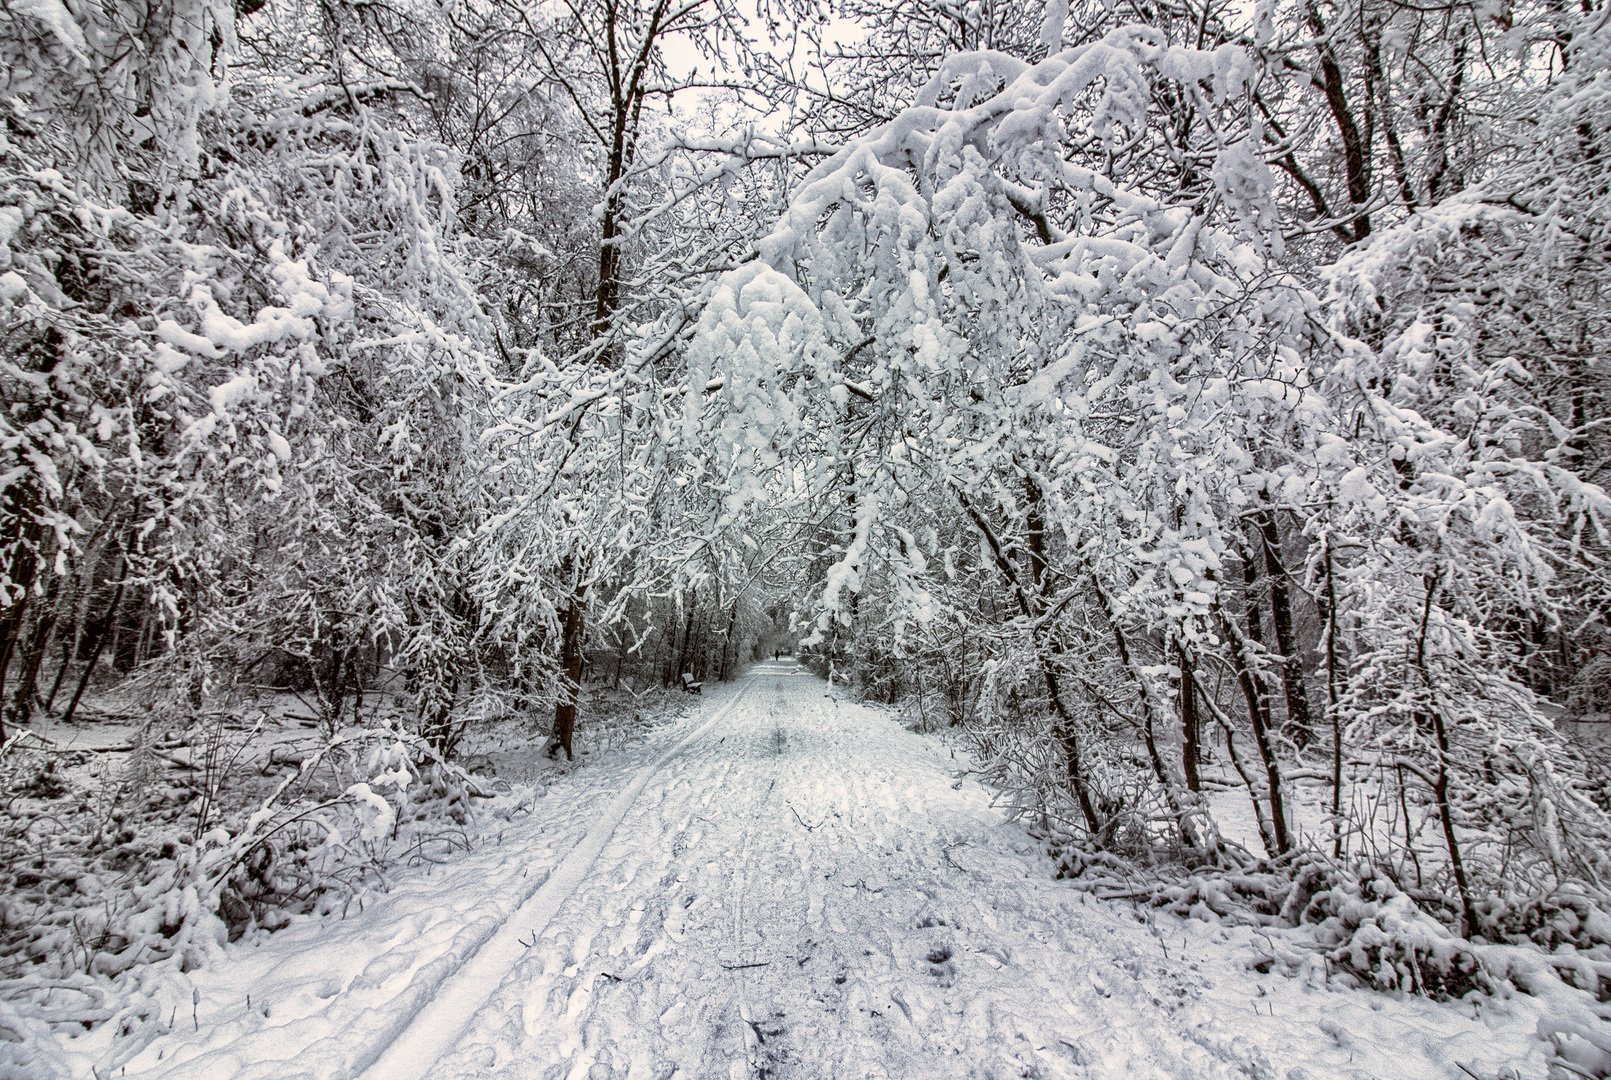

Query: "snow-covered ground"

xmin=49 ymin=661 xmax=1552 ymax=1079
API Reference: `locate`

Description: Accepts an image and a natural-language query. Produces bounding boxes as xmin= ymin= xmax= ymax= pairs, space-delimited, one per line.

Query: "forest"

xmin=2 ymin=0 xmax=1610 ymax=1073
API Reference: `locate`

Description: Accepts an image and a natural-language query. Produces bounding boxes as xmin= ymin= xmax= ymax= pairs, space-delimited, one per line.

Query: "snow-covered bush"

xmin=1063 ymin=848 xmax=1611 ymax=1016
xmin=0 ymin=720 xmax=480 ymax=1057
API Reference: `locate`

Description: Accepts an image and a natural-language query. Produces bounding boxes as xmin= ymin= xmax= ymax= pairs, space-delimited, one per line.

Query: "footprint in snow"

xmin=925 ymin=944 xmax=958 ymax=986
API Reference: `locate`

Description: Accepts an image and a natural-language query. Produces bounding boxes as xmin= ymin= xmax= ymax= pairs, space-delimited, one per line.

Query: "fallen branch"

xmin=788 ymin=804 xmax=824 ymax=831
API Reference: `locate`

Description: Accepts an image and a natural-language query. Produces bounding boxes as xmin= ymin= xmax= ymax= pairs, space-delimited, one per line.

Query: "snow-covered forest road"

xmin=98 ymin=661 xmax=1543 ymax=1079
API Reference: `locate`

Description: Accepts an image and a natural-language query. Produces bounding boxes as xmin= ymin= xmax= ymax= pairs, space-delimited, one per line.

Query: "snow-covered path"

xmin=95 ymin=661 xmax=1545 ymax=1079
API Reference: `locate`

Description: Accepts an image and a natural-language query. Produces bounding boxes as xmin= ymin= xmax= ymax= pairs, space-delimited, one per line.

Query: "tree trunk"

xmin=9 ymin=581 xmax=59 ymax=723
xmin=44 ymin=561 xmax=97 ymax=713
xmin=1176 ymin=639 xmax=1202 ymax=792
xmin=676 ymin=598 xmax=697 ymax=682
xmin=719 ymin=598 xmax=740 ymax=681
xmin=550 ymin=583 xmax=587 ymax=761
xmin=1427 ymin=710 xmax=1479 ymax=936
xmin=1217 ymin=606 xmax=1294 ymax=856
xmin=64 ymin=575 xmax=125 ymax=725
xmin=1412 ymin=572 xmax=1480 ymax=935
xmin=1050 ymin=711 xmax=1103 ymax=838
xmin=1255 ymin=505 xmax=1315 ymax=750
xmin=1241 ymin=541 xmax=1265 ymax=646
xmin=1304 ymin=0 xmax=1372 ymax=241
xmin=112 ymin=593 xmax=147 ymax=673
xmin=424 ymin=669 xmax=461 ymax=756
xmin=1319 ymin=537 xmax=1345 ymax=857
xmin=958 ymin=486 xmax=1104 ymax=838
xmin=0 ymin=510 xmax=46 ymax=742
xmin=1089 ymin=581 xmax=1210 ymax=859
xmin=659 ymin=598 xmax=677 ymax=686
xmin=1193 ymin=673 xmax=1282 ymax=859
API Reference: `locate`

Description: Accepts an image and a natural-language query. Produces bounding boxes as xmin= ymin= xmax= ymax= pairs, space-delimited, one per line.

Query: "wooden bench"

xmin=680 ymin=672 xmax=703 ymax=695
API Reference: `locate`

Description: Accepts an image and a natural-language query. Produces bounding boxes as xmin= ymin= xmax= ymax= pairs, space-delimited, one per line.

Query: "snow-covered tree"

xmin=684 ymin=1 xmax=1611 ymax=934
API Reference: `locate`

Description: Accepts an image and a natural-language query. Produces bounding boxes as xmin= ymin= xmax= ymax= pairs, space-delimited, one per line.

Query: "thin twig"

xmin=788 ymin=804 xmax=824 ymax=831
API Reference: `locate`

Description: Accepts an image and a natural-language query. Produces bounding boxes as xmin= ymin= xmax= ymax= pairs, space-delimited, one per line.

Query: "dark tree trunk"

xmin=1051 ymin=710 xmax=1103 ymax=838
xmin=8 ymin=570 xmax=60 ymax=723
xmin=64 ymin=575 xmax=125 ymax=725
xmin=112 ymin=594 xmax=147 ymax=673
xmin=45 ymin=630 xmax=74 ymax=713
xmin=1218 ymin=607 xmax=1294 ymax=856
xmin=0 ymin=510 xmax=46 ymax=742
xmin=424 ymin=670 xmax=461 ymax=756
xmin=1428 ymin=710 xmax=1479 ymax=936
xmin=1319 ymin=538 xmax=1345 ymax=857
xmin=1255 ymin=506 xmax=1315 ymax=750
xmin=1304 ymin=0 xmax=1372 ymax=240
xmin=676 ymin=599 xmax=697 ymax=682
xmin=1411 ymin=573 xmax=1480 ymax=935
xmin=44 ymin=561 xmax=97 ymax=713
xmin=1194 ymin=666 xmax=1283 ymax=859
xmin=719 ymin=598 xmax=739 ymax=681
xmin=1089 ymin=582 xmax=1209 ymax=859
xmin=958 ymin=487 xmax=1103 ymax=838
xmin=0 ymin=331 xmax=64 ymax=743
xmin=550 ymin=584 xmax=587 ymax=761
xmin=1241 ymin=543 xmax=1265 ymax=646
xmin=1176 ymin=639 xmax=1202 ymax=793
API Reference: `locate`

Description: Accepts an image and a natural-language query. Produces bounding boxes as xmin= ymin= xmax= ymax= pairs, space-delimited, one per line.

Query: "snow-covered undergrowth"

xmin=0 ymin=683 xmax=690 ymax=1077
xmin=0 ymin=723 xmax=476 ymax=1069
xmin=1048 ymin=838 xmax=1611 ymax=1075
xmin=823 ymin=672 xmax=1611 ymax=1075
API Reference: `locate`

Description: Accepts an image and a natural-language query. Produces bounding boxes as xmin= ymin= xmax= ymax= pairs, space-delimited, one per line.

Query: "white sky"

xmin=657 ymin=0 xmax=867 ymax=123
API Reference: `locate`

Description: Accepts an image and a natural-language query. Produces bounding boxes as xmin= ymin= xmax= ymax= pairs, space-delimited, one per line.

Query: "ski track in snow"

xmin=93 ymin=661 xmax=1549 ymax=1079
xmin=361 ymin=675 xmax=764 ymax=1079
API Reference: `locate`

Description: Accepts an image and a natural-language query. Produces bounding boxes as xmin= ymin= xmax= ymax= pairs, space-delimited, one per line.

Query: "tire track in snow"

xmin=356 ymin=674 xmax=760 ymax=1080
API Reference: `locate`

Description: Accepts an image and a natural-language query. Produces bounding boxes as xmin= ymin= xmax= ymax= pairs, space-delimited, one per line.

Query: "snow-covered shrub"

xmin=1121 ymin=859 xmax=1498 ymax=999
xmin=193 ymin=727 xmax=481 ymax=939
xmin=1482 ymin=891 xmax=1611 ymax=957
xmin=0 ymin=721 xmax=482 ymax=1057
xmin=1063 ymin=848 xmax=1611 ymax=1018
xmin=1282 ymin=863 xmax=1492 ymax=1000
